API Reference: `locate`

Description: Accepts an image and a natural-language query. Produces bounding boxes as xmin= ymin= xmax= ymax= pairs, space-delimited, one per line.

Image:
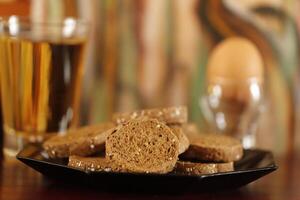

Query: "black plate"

xmin=16 ymin=145 xmax=277 ymax=193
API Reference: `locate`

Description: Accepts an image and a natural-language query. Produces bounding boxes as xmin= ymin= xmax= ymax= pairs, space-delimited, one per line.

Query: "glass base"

xmin=3 ymin=125 xmax=45 ymax=157
xmin=3 ymin=147 xmax=19 ymax=157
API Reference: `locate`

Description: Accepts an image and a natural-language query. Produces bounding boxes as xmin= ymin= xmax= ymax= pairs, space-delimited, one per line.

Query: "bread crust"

xmin=181 ymin=134 xmax=243 ymax=162
xmin=68 ymin=156 xmax=234 ymax=174
xmin=174 ymin=161 xmax=234 ymax=175
xmin=169 ymin=125 xmax=190 ymax=154
xmin=217 ymin=162 xmax=234 ymax=172
xmin=175 ymin=161 xmax=217 ymax=175
xmin=68 ymin=155 xmax=125 ymax=172
xmin=112 ymin=106 xmax=187 ymax=125
xmin=182 ymin=123 xmax=201 ymax=142
xmin=43 ymin=123 xmax=115 ymax=158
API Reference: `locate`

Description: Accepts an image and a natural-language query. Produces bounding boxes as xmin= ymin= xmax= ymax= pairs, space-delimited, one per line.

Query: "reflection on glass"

xmin=0 ymin=16 xmax=89 ymax=156
xmin=201 ymin=80 xmax=264 ymax=149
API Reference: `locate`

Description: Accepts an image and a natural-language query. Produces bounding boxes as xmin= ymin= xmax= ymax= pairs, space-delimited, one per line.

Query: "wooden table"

xmin=0 ymin=150 xmax=299 ymax=200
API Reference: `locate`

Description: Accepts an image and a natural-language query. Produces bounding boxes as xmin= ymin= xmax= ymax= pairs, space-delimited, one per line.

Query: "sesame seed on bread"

xmin=169 ymin=125 xmax=190 ymax=154
xmin=112 ymin=106 xmax=187 ymax=125
xmin=174 ymin=160 xmax=234 ymax=175
xmin=68 ymin=155 xmax=125 ymax=172
xmin=43 ymin=123 xmax=115 ymax=158
xmin=181 ymin=133 xmax=243 ymax=162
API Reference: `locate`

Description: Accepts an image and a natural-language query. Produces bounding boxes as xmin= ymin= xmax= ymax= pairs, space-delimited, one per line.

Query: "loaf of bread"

xmin=43 ymin=123 xmax=115 ymax=158
xmin=68 ymin=155 xmax=125 ymax=172
xmin=112 ymin=106 xmax=188 ymax=125
xmin=181 ymin=134 xmax=243 ymax=162
xmin=106 ymin=118 xmax=179 ymax=173
xmin=169 ymin=125 xmax=189 ymax=154
xmin=174 ymin=161 xmax=234 ymax=175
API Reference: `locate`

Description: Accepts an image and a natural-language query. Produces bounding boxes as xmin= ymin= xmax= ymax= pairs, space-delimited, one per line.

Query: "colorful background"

xmin=1 ymin=0 xmax=300 ymax=155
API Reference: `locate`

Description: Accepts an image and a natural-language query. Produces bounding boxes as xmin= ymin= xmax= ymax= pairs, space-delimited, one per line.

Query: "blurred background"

xmin=0 ymin=0 xmax=300 ymax=156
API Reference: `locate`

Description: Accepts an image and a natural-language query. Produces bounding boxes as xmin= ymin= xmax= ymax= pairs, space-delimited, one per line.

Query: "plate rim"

xmin=16 ymin=147 xmax=278 ymax=178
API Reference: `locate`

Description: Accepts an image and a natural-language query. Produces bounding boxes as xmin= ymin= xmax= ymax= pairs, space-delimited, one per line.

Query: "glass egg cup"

xmin=200 ymin=78 xmax=264 ymax=149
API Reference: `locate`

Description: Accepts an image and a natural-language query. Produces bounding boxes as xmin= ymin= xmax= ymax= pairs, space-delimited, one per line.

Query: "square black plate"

xmin=16 ymin=145 xmax=277 ymax=192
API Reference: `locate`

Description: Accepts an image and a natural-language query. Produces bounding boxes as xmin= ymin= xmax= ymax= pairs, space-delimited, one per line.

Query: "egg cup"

xmin=200 ymin=78 xmax=264 ymax=149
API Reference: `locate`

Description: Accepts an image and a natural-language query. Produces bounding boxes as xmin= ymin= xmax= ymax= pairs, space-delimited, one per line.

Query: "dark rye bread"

xmin=181 ymin=134 xmax=243 ymax=162
xmin=169 ymin=125 xmax=189 ymax=154
xmin=174 ymin=161 xmax=234 ymax=175
xmin=68 ymin=156 xmax=233 ymax=174
xmin=174 ymin=161 xmax=217 ymax=175
xmin=106 ymin=118 xmax=179 ymax=174
xmin=68 ymin=155 xmax=125 ymax=172
xmin=182 ymin=123 xmax=201 ymax=142
xmin=112 ymin=106 xmax=187 ymax=125
xmin=217 ymin=162 xmax=234 ymax=172
xmin=43 ymin=123 xmax=115 ymax=158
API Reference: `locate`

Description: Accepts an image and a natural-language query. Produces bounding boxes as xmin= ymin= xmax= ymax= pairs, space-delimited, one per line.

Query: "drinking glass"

xmin=0 ymin=16 xmax=89 ymax=156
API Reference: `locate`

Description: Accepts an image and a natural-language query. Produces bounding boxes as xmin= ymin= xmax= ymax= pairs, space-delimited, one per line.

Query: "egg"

xmin=206 ymin=37 xmax=264 ymax=103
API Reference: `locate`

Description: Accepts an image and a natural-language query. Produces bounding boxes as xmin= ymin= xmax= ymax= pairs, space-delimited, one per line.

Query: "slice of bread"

xmin=68 ymin=155 xmax=125 ymax=172
xmin=43 ymin=123 xmax=115 ymax=158
xmin=169 ymin=125 xmax=189 ymax=154
xmin=182 ymin=123 xmax=201 ymax=142
xmin=174 ymin=161 xmax=217 ymax=175
xmin=112 ymin=106 xmax=187 ymax=125
xmin=174 ymin=161 xmax=234 ymax=175
xmin=68 ymin=156 xmax=234 ymax=174
xmin=217 ymin=162 xmax=234 ymax=172
xmin=180 ymin=134 xmax=243 ymax=162
xmin=106 ymin=118 xmax=179 ymax=174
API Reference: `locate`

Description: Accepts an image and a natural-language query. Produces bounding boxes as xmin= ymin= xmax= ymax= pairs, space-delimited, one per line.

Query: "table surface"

xmin=0 ymin=146 xmax=299 ymax=200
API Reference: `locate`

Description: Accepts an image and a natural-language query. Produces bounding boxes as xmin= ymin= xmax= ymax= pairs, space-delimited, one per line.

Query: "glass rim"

xmin=207 ymin=77 xmax=264 ymax=85
xmin=0 ymin=15 xmax=89 ymax=27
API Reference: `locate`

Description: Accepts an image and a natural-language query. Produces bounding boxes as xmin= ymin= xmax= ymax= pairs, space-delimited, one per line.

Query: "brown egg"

xmin=206 ymin=37 xmax=264 ymax=102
